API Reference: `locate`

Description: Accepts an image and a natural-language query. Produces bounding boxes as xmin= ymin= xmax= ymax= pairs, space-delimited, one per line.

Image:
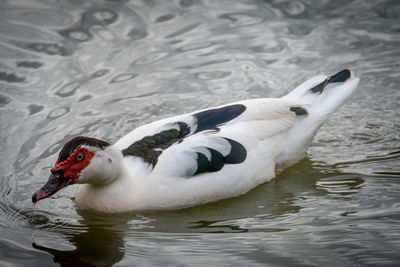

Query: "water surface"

xmin=1 ymin=0 xmax=400 ymax=266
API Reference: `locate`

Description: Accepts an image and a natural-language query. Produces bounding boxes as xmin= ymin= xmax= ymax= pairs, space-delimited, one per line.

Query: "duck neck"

xmin=74 ymin=145 xmax=133 ymax=211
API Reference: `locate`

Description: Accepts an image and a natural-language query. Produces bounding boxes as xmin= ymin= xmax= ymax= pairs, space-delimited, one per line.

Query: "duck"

xmin=32 ymin=69 xmax=359 ymax=212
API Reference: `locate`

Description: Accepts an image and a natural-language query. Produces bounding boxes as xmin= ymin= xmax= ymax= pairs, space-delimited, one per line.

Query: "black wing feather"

xmin=193 ymin=104 xmax=246 ymax=133
xmin=193 ymin=138 xmax=247 ymax=176
xmin=122 ymin=104 xmax=247 ymax=174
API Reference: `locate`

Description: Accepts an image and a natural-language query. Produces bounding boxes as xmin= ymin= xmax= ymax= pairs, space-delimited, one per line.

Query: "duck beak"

xmin=32 ymin=172 xmax=72 ymax=203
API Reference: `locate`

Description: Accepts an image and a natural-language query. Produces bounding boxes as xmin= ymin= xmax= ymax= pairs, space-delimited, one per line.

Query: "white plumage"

xmin=33 ymin=70 xmax=359 ymax=212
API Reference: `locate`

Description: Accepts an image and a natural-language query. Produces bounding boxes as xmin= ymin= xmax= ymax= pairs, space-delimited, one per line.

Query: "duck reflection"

xmin=31 ymin=158 xmax=365 ymax=265
xmin=32 ymin=210 xmax=129 ymax=266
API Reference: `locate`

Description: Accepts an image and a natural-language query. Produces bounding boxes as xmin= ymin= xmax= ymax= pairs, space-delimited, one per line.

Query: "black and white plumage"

xmin=32 ymin=70 xmax=359 ymax=212
xmin=120 ymin=105 xmax=247 ymax=176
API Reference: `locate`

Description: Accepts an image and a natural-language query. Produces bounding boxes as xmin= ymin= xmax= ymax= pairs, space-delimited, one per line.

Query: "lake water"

xmin=1 ymin=0 xmax=400 ymax=266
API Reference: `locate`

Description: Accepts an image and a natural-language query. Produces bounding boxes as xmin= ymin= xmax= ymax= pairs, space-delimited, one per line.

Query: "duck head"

xmin=32 ymin=136 xmax=121 ymax=203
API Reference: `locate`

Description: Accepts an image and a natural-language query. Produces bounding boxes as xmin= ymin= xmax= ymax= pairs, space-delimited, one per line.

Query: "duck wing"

xmin=115 ymin=100 xmax=298 ymax=178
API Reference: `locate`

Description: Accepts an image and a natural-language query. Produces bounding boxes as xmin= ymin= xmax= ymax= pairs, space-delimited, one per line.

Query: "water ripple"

xmin=59 ymin=7 xmax=118 ymax=43
xmin=90 ymin=69 xmax=110 ymax=79
xmin=1 ymin=0 xmax=400 ymax=266
xmin=0 ymin=71 xmax=25 ymax=83
xmin=178 ymin=59 xmax=231 ymax=69
xmin=28 ymin=104 xmax=44 ymax=116
xmin=155 ymin=14 xmax=175 ymax=23
xmin=109 ymin=73 xmax=139 ymax=84
xmin=47 ymin=107 xmax=70 ymax=120
xmin=133 ymin=52 xmax=169 ymax=65
xmin=128 ymin=27 xmax=148 ymax=41
xmin=193 ymin=71 xmax=231 ymax=80
xmin=16 ymin=61 xmax=43 ymax=69
xmin=13 ymin=41 xmax=74 ymax=56
xmin=55 ymin=81 xmax=81 ymax=97
xmin=0 ymin=93 xmax=11 ymax=107
xmin=218 ymin=12 xmax=265 ymax=27
xmin=316 ymin=176 xmax=364 ymax=196
xmin=165 ymin=23 xmax=201 ymax=39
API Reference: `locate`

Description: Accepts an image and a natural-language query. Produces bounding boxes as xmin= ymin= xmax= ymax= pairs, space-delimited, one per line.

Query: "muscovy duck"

xmin=32 ymin=69 xmax=359 ymax=212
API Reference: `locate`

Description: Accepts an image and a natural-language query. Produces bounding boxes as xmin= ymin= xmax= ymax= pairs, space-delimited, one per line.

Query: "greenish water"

xmin=1 ymin=0 xmax=400 ymax=266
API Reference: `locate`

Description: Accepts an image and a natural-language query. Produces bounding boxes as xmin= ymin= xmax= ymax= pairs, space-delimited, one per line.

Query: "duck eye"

xmin=75 ymin=153 xmax=84 ymax=162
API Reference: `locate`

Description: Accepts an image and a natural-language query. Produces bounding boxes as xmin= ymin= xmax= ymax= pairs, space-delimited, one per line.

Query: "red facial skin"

xmin=32 ymin=147 xmax=95 ymax=203
xmin=51 ymin=147 xmax=95 ymax=182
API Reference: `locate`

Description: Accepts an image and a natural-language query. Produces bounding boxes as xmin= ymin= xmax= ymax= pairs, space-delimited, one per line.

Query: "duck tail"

xmin=283 ymin=69 xmax=360 ymax=124
xmin=276 ymin=70 xmax=360 ymax=167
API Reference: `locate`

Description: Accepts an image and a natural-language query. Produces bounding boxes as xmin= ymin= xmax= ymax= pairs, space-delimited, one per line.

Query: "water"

xmin=1 ymin=0 xmax=400 ymax=266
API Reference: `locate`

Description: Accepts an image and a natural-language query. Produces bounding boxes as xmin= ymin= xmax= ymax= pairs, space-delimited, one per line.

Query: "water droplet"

xmin=31 ymin=204 xmax=36 ymax=224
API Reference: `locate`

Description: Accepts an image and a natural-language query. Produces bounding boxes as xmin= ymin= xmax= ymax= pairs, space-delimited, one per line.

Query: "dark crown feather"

xmin=57 ymin=136 xmax=110 ymax=163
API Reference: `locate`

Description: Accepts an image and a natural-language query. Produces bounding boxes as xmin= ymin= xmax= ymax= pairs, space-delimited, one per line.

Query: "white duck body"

xmin=72 ymin=70 xmax=359 ymax=212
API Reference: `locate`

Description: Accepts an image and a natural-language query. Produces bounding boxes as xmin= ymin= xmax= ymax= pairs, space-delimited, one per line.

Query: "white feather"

xmin=71 ymin=70 xmax=360 ymax=212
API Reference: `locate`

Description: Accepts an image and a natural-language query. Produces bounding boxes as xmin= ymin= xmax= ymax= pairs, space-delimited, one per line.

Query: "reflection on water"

xmin=1 ymin=0 xmax=400 ymax=266
xmin=23 ymin=159 xmax=370 ymax=266
xmin=33 ymin=211 xmax=127 ymax=266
